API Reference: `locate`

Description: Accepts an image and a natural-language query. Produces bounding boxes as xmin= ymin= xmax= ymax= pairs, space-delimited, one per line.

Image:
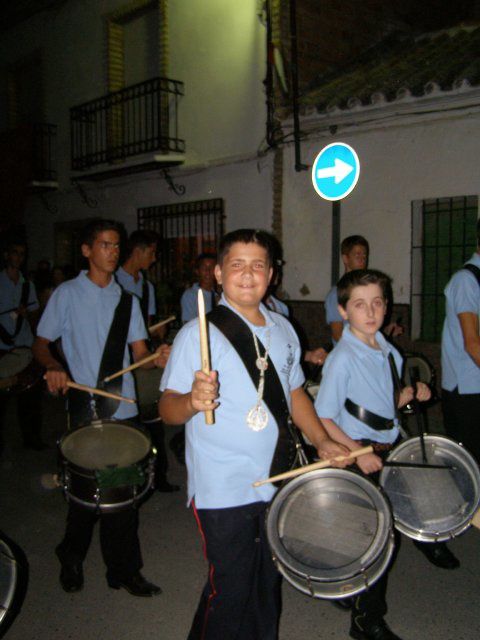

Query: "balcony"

xmin=70 ymin=76 xmax=185 ymax=181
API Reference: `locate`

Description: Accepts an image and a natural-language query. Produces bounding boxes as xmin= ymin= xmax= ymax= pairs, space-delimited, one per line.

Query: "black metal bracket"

xmin=163 ymin=170 xmax=185 ymax=196
xmin=72 ymin=180 xmax=98 ymax=208
xmin=39 ymin=193 xmax=58 ymax=215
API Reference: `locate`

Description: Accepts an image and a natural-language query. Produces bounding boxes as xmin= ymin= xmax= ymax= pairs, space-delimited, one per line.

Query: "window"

xmin=411 ymin=196 xmax=478 ymax=342
xmin=138 ymin=198 xmax=224 ymax=315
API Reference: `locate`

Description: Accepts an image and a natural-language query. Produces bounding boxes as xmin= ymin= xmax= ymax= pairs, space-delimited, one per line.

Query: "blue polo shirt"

xmin=37 ymin=271 xmax=147 ymax=420
xmin=0 ymin=270 xmax=39 ymax=349
xmin=265 ymin=294 xmax=289 ymax=318
xmin=314 ymin=326 xmax=402 ymax=444
xmin=181 ymin=283 xmax=215 ymax=323
xmin=160 ymin=296 xmax=305 ymax=508
xmin=441 ymin=252 xmax=480 ymax=394
xmin=116 ymin=267 xmax=156 ymax=317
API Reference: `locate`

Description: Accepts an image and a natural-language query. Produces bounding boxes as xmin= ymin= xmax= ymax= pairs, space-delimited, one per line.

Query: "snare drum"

xmin=59 ymin=420 xmax=155 ymax=512
xmin=0 ymin=348 xmax=43 ymax=395
xmin=0 ymin=537 xmax=17 ymax=635
xmin=379 ymin=435 xmax=480 ymax=542
xmin=403 ymin=353 xmax=434 ymax=387
xmin=266 ymin=468 xmax=394 ymax=599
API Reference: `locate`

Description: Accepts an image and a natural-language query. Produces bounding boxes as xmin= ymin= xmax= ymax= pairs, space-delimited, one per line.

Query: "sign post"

xmin=311 ymin=143 xmax=360 ymax=285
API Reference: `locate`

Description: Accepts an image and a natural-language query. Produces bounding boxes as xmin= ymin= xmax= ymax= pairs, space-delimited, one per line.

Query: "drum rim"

xmin=267 ymin=468 xmax=393 ymax=584
xmin=59 ymin=419 xmax=152 ymax=471
xmin=0 ymin=539 xmax=17 ymax=624
xmin=379 ymin=435 xmax=480 ymax=541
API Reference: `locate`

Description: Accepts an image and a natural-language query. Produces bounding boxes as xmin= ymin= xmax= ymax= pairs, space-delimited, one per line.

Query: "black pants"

xmin=56 ymin=501 xmax=143 ymax=581
xmin=0 ymin=382 xmax=43 ymax=452
xmin=188 ymin=501 xmax=281 ymax=640
xmin=144 ymin=421 xmax=169 ymax=485
xmin=442 ymin=387 xmax=480 ymax=462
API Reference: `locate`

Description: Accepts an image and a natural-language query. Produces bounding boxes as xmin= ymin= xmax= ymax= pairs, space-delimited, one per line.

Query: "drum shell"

xmin=379 ymin=435 xmax=480 ymax=542
xmin=0 ymin=348 xmax=43 ymax=395
xmin=266 ymin=469 xmax=394 ymax=599
xmin=58 ymin=420 xmax=155 ymax=513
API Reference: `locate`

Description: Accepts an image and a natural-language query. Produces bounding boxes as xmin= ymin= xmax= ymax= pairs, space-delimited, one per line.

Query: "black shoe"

xmin=331 ymin=597 xmax=353 ymax=611
xmin=156 ymin=480 xmax=180 ymax=493
xmin=107 ymin=572 xmax=162 ymax=597
xmin=350 ymin=619 xmax=402 ymax=640
xmin=55 ymin=547 xmax=84 ymax=592
xmin=413 ymin=541 xmax=460 ymax=570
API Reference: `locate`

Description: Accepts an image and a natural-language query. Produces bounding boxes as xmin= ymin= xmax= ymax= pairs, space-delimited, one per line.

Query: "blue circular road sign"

xmin=311 ymin=142 xmax=360 ymax=201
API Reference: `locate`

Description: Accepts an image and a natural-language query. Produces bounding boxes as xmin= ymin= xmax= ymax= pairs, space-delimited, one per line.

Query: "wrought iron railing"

xmin=70 ymin=77 xmax=184 ymax=171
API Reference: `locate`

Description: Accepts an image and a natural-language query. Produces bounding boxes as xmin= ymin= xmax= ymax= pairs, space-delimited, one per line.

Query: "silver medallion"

xmin=246 ymin=405 xmax=269 ymax=431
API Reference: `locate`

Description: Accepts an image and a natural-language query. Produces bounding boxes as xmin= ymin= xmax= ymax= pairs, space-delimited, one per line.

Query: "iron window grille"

xmin=138 ymin=198 xmax=224 ymax=316
xmin=411 ymin=196 xmax=478 ymax=342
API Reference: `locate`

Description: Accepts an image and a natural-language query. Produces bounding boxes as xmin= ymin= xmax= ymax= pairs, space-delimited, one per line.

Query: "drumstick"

xmin=471 ymin=509 xmax=480 ymax=530
xmin=253 ymin=445 xmax=373 ymax=487
xmin=103 ymin=352 xmax=159 ymax=382
xmin=66 ymin=381 xmax=136 ymax=404
xmin=148 ymin=315 xmax=176 ymax=334
xmin=198 ymin=289 xmax=214 ymax=425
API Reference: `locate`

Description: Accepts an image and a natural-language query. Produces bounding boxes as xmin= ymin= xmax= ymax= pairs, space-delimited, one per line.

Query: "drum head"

xmin=403 ymin=354 xmax=432 ymax=386
xmin=380 ymin=436 xmax=480 ymax=541
xmin=60 ymin=421 xmax=151 ymax=470
xmin=267 ymin=469 xmax=392 ymax=585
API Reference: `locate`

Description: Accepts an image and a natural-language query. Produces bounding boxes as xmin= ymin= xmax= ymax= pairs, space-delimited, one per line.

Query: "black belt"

xmin=345 ymin=398 xmax=395 ymax=431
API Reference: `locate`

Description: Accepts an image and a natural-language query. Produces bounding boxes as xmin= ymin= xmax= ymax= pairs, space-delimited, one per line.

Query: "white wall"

xmin=0 ymin=0 xmax=270 ymax=263
xmin=282 ymin=109 xmax=480 ymax=304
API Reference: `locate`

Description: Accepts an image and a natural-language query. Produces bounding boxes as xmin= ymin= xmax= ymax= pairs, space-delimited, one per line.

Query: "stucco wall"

xmin=281 ymin=108 xmax=480 ymax=304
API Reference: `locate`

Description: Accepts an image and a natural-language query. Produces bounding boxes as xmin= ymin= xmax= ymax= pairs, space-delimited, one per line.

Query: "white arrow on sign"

xmin=316 ymin=158 xmax=354 ymax=184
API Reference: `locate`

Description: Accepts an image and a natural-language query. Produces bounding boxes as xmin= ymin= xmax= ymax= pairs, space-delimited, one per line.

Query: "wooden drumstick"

xmin=103 ymin=352 xmax=160 ymax=382
xmin=148 ymin=315 xmax=176 ymax=334
xmin=66 ymin=381 xmax=136 ymax=404
xmin=252 ymin=445 xmax=373 ymax=487
xmin=198 ymin=289 xmax=214 ymax=425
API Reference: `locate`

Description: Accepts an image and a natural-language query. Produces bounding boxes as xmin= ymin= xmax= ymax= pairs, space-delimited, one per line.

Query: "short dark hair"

xmin=79 ymin=218 xmax=124 ymax=248
xmin=125 ymin=229 xmax=159 ymax=257
xmin=340 ymin=235 xmax=369 ymax=256
xmin=337 ymin=268 xmax=390 ymax=309
xmin=5 ymin=235 xmax=27 ymax=253
xmin=195 ymin=252 xmax=217 ymax=268
xmin=218 ymin=229 xmax=275 ymax=265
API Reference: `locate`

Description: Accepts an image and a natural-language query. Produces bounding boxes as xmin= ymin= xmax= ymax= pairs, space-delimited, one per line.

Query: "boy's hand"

xmin=44 ymin=366 xmax=70 ymax=395
xmin=398 ymin=385 xmax=414 ymax=408
xmin=190 ymin=370 xmax=219 ymax=413
xmin=315 ymin=438 xmax=351 ymax=468
xmin=357 ymin=452 xmax=383 ymax=474
xmin=304 ymin=347 xmax=328 ymax=366
xmin=152 ymin=343 xmax=171 ymax=368
xmin=415 ymin=381 xmax=431 ymax=402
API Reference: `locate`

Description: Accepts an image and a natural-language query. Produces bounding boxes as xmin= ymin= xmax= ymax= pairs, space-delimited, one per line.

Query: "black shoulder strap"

xmin=463 ymin=263 xmax=480 ymax=287
xmin=68 ymin=291 xmax=133 ymax=427
xmin=207 ymin=305 xmax=299 ymax=478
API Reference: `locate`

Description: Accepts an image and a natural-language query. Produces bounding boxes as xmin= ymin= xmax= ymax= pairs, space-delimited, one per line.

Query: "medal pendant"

xmin=246 ymin=405 xmax=269 ymax=431
xmin=255 ymin=357 xmax=268 ymax=372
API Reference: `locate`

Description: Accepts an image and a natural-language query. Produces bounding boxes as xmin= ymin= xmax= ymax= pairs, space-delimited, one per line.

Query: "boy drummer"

xmin=314 ymin=269 xmax=431 ymax=640
xmin=159 ymin=228 xmax=348 ymax=640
